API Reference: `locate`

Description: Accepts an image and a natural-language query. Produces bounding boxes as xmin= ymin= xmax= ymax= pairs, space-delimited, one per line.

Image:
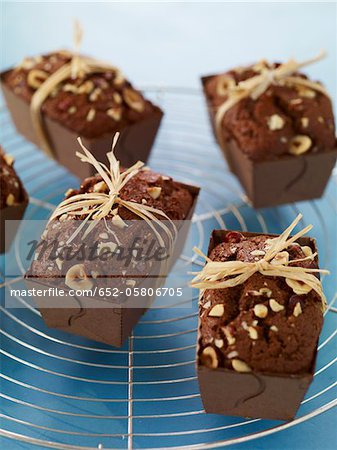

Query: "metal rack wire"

xmin=0 ymin=88 xmax=336 ymax=449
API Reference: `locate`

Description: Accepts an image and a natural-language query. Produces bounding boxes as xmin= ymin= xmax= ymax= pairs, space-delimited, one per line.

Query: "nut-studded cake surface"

xmin=0 ymin=145 xmax=26 ymax=209
xmin=27 ymin=168 xmax=194 ymax=283
xmin=68 ymin=169 xmax=193 ymax=221
xmin=198 ymin=231 xmax=323 ymax=374
xmin=2 ymin=51 xmax=161 ymax=139
xmin=204 ymin=61 xmax=336 ymax=161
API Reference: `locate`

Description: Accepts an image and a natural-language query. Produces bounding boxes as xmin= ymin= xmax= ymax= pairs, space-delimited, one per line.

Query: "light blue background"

xmin=1 ymin=1 xmax=336 ymax=105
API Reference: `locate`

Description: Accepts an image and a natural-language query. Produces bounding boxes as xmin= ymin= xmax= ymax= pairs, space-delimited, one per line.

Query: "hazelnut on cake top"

xmin=2 ymin=51 xmax=161 ymax=139
xmin=0 ymin=146 xmax=26 ymax=209
xmin=198 ymin=231 xmax=323 ymax=374
xmin=27 ymin=141 xmax=195 ymax=287
xmin=204 ymin=58 xmax=336 ymax=161
xmin=191 ymin=215 xmax=328 ymax=377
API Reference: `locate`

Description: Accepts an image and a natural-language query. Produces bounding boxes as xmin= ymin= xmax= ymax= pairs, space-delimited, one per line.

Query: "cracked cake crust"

xmin=27 ymin=168 xmax=194 ymax=284
xmin=198 ymin=231 xmax=323 ymax=375
xmin=2 ymin=51 xmax=162 ymax=139
xmin=203 ymin=62 xmax=336 ymax=161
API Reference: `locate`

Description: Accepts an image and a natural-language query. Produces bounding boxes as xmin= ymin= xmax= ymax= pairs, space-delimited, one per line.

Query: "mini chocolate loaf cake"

xmin=202 ymin=55 xmax=337 ymax=207
xmin=192 ymin=218 xmax=326 ymax=420
xmin=0 ymin=146 xmax=28 ymax=252
xmin=1 ymin=51 xmax=163 ymax=178
xmin=26 ymin=145 xmax=199 ymax=346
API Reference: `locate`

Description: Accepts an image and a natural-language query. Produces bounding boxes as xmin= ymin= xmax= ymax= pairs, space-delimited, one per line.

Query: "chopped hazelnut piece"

xmin=248 ymin=326 xmax=258 ymax=340
xmin=114 ymin=72 xmax=125 ymax=86
xmin=89 ymin=88 xmax=102 ymax=102
xmin=86 ymin=108 xmax=96 ymax=122
xmin=267 ymin=114 xmax=285 ymax=131
xmin=301 ymin=117 xmax=309 ymax=128
xmin=93 ymin=181 xmax=107 ymax=192
xmin=18 ymin=57 xmax=36 ymax=70
xmin=259 ymin=287 xmax=272 ymax=297
xmin=247 ymin=290 xmax=260 ymax=296
xmin=68 ymin=106 xmax=77 ymax=114
xmin=4 ymin=154 xmax=14 ymax=166
xmin=290 ymin=98 xmax=303 ymax=105
xmin=293 ymin=302 xmax=303 ymax=317
xmin=27 ymin=69 xmax=48 ymax=89
xmin=222 ymin=326 xmax=236 ymax=345
xmin=216 ymin=75 xmax=235 ymax=96
xmin=289 ymin=135 xmax=312 ymax=155
xmin=232 ymin=359 xmax=251 ymax=373
xmin=65 ymin=264 xmax=93 ymax=290
xmin=269 ymin=298 xmax=284 ymax=312
xmin=227 ymin=350 xmax=239 ymax=359
xmin=107 ymin=107 xmax=122 ymax=121
xmin=200 ymin=346 xmax=218 ymax=369
xmin=285 ymin=278 xmax=312 ymax=295
xmin=97 ymin=241 xmax=117 ymax=256
xmin=123 ymin=88 xmax=144 ymax=112
xmin=78 ymin=80 xmax=94 ymax=94
xmin=214 ymin=339 xmax=224 ymax=348
xmin=241 ymin=320 xmax=248 ymax=331
xmin=55 ymin=258 xmax=63 ymax=270
xmin=318 ymin=116 xmax=324 ymax=124
xmin=208 ymin=304 xmax=224 ymax=317
xmin=297 ymin=86 xmax=316 ymax=98
xmin=202 ymin=300 xmax=211 ymax=309
xmin=254 ymin=304 xmax=268 ymax=319
xmin=63 ymin=84 xmax=78 ymax=94
xmin=247 ymin=287 xmax=272 ymax=298
xmin=147 ymin=186 xmax=162 ymax=199
xmin=113 ymin=92 xmax=122 ymax=104
xmin=6 ymin=193 xmax=15 ymax=206
xmin=251 ymin=249 xmax=266 ymax=256
xmin=270 ymin=325 xmax=278 ymax=332
xmin=111 ymin=215 xmax=127 ymax=229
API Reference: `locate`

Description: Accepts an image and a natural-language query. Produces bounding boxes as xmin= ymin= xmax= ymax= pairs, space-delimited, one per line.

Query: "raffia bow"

xmin=30 ymin=21 xmax=123 ymax=158
xmin=49 ymin=133 xmax=177 ymax=249
xmin=190 ymin=214 xmax=329 ymax=311
xmin=215 ymin=51 xmax=330 ymax=149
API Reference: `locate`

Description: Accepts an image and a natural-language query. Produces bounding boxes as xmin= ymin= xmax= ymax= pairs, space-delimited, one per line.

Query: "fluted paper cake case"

xmin=1 ymin=70 xmax=163 ymax=179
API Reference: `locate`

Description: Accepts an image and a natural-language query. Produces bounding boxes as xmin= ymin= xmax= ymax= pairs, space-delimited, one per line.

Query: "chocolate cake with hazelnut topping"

xmin=0 ymin=145 xmax=28 ymax=252
xmin=25 ymin=166 xmax=199 ymax=347
xmin=202 ymin=56 xmax=337 ymax=207
xmin=1 ymin=51 xmax=163 ymax=178
xmin=196 ymin=228 xmax=324 ymax=420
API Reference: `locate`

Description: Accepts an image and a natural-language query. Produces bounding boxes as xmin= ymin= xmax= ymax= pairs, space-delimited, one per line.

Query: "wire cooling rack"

xmin=0 ymin=87 xmax=336 ymax=450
